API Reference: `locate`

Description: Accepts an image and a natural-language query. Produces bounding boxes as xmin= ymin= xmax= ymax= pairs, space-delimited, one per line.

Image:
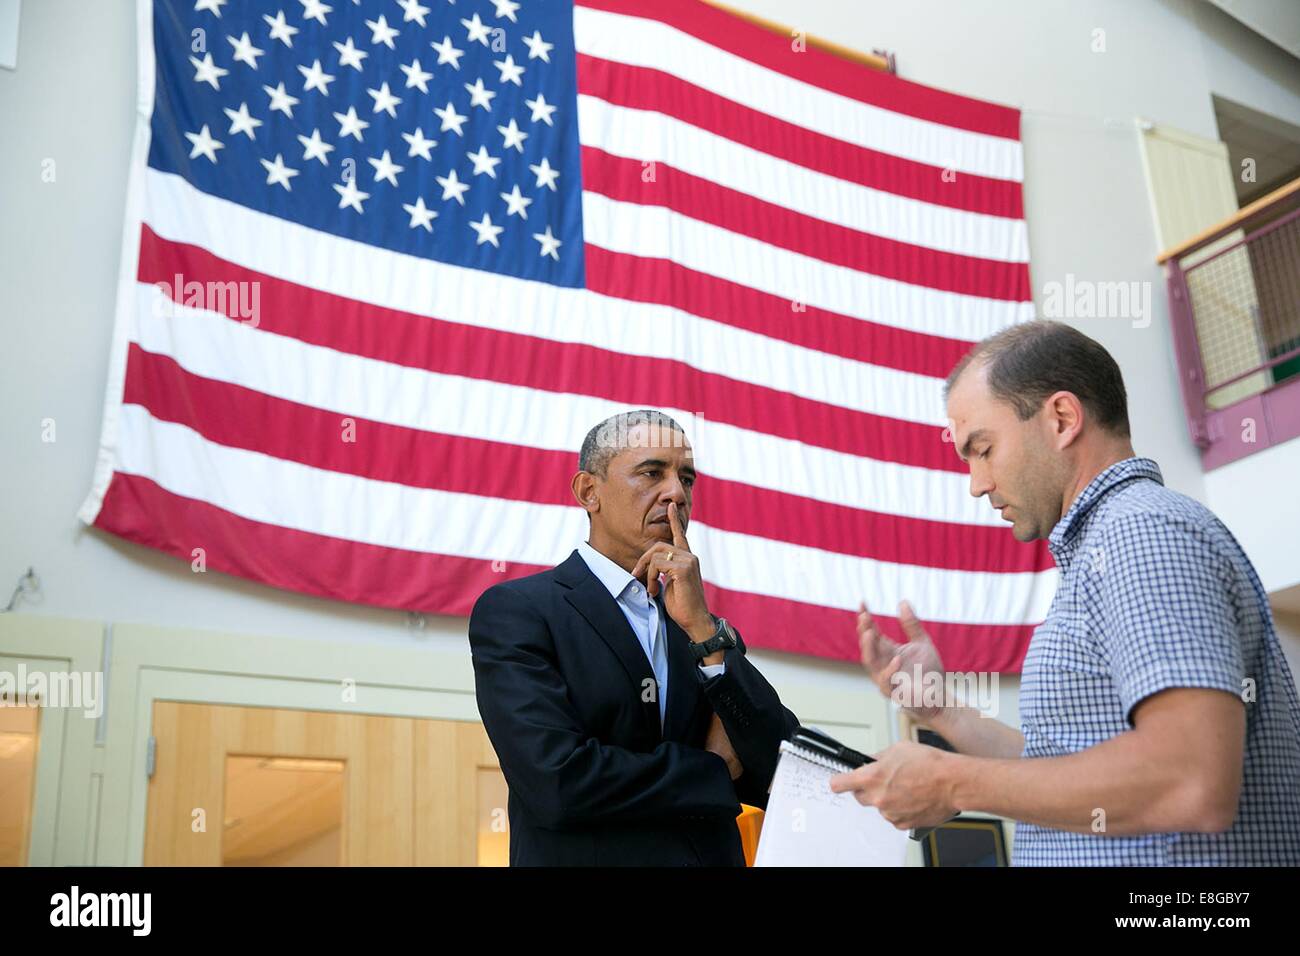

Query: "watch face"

xmin=719 ymin=619 xmax=737 ymax=646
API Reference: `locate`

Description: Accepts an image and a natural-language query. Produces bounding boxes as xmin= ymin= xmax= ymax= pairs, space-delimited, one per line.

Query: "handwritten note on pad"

xmin=754 ymin=740 xmax=909 ymax=866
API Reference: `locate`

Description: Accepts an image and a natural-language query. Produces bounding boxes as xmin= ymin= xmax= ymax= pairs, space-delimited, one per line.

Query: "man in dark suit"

xmin=469 ymin=408 xmax=799 ymax=865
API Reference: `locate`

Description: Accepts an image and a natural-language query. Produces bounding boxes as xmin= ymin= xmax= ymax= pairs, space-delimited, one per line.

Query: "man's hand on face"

xmin=630 ymin=501 xmax=714 ymax=642
xmin=705 ymin=713 xmax=744 ymax=781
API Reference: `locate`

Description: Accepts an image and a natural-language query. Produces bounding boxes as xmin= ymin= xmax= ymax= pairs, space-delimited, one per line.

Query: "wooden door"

xmin=144 ymin=701 xmax=503 ymax=866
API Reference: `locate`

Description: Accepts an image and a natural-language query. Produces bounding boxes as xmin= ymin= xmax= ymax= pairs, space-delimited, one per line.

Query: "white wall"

xmin=1205 ymin=435 xmax=1300 ymax=595
xmin=3 ymin=0 xmax=1299 ymax=736
xmin=1274 ymin=611 xmax=1300 ymax=696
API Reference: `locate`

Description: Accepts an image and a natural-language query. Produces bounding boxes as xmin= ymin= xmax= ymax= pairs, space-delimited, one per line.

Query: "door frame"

xmin=0 ymin=615 xmax=104 ymax=866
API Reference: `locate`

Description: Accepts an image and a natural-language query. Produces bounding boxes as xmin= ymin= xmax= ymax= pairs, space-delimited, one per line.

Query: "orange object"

xmin=736 ymin=805 xmax=765 ymax=866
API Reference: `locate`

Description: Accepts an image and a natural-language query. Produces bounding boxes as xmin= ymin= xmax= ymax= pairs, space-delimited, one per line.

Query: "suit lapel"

xmin=555 ymin=551 xmax=661 ymax=737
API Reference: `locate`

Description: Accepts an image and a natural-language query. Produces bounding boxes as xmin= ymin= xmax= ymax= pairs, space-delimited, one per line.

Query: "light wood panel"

xmin=145 ymin=701 xmax=421 ymax=866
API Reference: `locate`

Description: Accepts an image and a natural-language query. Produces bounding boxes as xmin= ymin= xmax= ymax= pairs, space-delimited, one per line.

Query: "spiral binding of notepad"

xmin=779 ymin=739 xmax=855 ymax=773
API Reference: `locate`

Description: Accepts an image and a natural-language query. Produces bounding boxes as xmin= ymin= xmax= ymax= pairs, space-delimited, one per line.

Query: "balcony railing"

xmin=1159 ymin=177 xmax=1300 ymax=469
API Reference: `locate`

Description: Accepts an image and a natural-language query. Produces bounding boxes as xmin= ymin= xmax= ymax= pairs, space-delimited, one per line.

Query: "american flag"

xmin=80 ymin=0 xmax=1055 ymax=671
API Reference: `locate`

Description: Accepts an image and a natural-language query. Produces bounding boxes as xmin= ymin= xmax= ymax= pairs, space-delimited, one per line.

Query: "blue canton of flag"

xmin=151 ymin=0 xmax=584 ymax=286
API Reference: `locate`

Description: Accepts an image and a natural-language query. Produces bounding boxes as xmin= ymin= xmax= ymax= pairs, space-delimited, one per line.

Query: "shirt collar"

xmin=1048 ymin=456 xmax=1163 ymax=555
xmin=576 ymin=540 xmax=639 ymax=602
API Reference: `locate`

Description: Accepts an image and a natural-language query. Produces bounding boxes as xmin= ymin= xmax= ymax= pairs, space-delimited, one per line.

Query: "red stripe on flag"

xmin=584 ymin=245 xmax=976 ymax=380
xmin=122 ymin=342 xmax=1054 ymax=573
xmin=704 ymin=582 xmax=1032 ymax=673
xmin=94 ymin=471 xmax=548 ymax=616
xmin=577 ymin=54 xmax=1025 ymax=219
xmin=94 ymin=471 xmax=1033 ymax=672
xmin=582 ymin=146 xmax=1032 ymax=302
xmin=574 ymin=0 xmax=1023 ymax=141
xmin=138 ymin=227 xmax=965 ymax=473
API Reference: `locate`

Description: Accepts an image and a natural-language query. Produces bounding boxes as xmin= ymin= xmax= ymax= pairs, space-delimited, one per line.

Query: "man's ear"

xmin=571 ymin=471 xmax=600 ymax=516
xmin=1046 ymin=390 xmax=1085 ymax=449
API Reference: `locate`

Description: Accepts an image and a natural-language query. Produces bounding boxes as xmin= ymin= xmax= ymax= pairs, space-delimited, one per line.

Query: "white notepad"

xmin=754 ymin=740 xmax=910 ymax=867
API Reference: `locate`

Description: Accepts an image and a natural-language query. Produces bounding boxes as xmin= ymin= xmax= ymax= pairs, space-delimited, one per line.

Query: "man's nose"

xmin=969 ymin=471 xmax=993 ymax=499
xmin=662 ymin=476 xmax=688 ymax=503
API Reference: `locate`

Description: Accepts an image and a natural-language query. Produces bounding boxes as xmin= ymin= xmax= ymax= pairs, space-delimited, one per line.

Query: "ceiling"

xmin=1204 ymin=0 xmax=1300 ymax=61
xmin=1213 ymin=95 xmax=1300 ymax=205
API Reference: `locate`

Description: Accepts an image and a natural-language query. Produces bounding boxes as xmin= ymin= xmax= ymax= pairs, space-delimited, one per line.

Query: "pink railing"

xmin=1160 ymin=178 xmax=1300 ymax=470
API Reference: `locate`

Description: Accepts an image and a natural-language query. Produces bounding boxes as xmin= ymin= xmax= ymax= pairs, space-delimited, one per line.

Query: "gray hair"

xmin=578 ymin=409 xmax=688 ymax=476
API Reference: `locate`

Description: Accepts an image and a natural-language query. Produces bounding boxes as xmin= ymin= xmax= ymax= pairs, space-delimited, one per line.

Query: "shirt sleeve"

xmin=1095 ymin=511 xmax=1245 ymax=727
xmin=699 ymin=661 xmax=726 ymax=680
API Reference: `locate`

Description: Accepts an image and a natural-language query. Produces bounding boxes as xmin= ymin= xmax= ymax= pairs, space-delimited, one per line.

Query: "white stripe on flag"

xmin=113 ymin=404 xmax=1056 ymax=623
xmin=572 ymin=4 xmax=1024 ymax=182
xmin=582 ymin=191 xmax=1034 ymax=337
xmin=129 ymin=285 xmax=1007 ymax=527
xmin=576 ymin=94 xmax=1030 ymax=262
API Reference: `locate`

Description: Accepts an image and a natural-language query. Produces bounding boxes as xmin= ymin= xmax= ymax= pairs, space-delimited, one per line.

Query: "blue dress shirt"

xmin=577 ymin=541 xmax=725 ymax=728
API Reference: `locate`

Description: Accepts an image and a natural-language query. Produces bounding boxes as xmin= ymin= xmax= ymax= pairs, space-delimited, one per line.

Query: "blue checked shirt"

xmin=1014 ymin=457 xmax=1300 ymax=865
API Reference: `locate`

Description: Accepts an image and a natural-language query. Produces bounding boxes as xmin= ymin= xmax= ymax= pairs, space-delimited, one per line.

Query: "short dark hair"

xmin=944 ymin=320 xmax=1130 ymax=437
xmin=578 ymin=409 xmax=688 ymax=476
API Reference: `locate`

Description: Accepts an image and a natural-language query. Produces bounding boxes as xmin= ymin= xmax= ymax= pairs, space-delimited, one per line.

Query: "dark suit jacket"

xmin=468 ymin=549 xmax=799 ymax=866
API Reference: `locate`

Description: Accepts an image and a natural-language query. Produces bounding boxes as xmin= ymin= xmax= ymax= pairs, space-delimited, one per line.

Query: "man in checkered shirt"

xmin=831 ymin=320 xmax=1300 ymax=865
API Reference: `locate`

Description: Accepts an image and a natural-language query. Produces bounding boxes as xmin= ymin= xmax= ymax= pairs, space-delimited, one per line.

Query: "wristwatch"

xmin=689 ymin=615 xmax=738 ymax=663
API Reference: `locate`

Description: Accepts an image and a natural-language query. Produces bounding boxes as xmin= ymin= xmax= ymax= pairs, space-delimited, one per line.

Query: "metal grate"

xmin=1182 ymin=207 xmax=1300 ymax=408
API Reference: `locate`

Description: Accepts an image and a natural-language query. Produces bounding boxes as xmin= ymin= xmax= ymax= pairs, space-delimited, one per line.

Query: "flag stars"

xmin=494 ymin=54 xmax=524 ymax=86
xmin=367 ymin=82 xmax=402 ymax=118
xmin=522 ymin=30 xmax=553 ymax=62
xmin=334 ymin=36 xmax=368 ymax=71
xmin=264 ymin=81 xmax=300 ymax=118
xmin=298 ymin=128 xmax=335 ymax=164
xmin=525 ymin=93 xmax=556 ymax=126
xmin=403 ymin=196 xmax=438 ymax=232
xmin=467 ymin=145 xmax=501 ymax=178
xmin=260 ymin=153 xmax=299 ymax=190
xmin=437 ymin=168 xmax=470 ymax=204
xmin=431 ymin=35 xmax=464 ymax=70
xmin=298 ymin=59 xmax=335 ymax=95
xmin=402 ymin=127 xmax=437 ymax=160
xmin=434 ymin=101 xmax=468 ymax=136
xmin=464 ymin=78 xmax=495 ymax=111
xmin=333 ymin=177 xmax=370 ymax=213
xmin=400 ymin=58 xmax=433 ymax=93
xmin=461 ymin=13 xmax=492 ymax=46
xmin=499 ymin=184 xmax=532 ymax=219
xmin=533 ymin=225 xmax=562 ymax=260
xmin=334 ymin=105 xmax=370 ymax=141
xmin=195 ymin=0 xmax=227 ymax=18
xmin=190 ymin=53 xmax=228 ymax=90
xmin=497 ymin=118 xmax=527 ymax=152
xmin=470 ymin=213 xmax=504 ymax=247
xmin=185 ymin=124 xmax=224 ymax=163
xmin=397 ymin=0 xmax=431 ymax=27
xmin=224 ymin=102 xmax=263 ymax=139
xmin=299 ymin=0 xmax=332 ymax=26
xmin=368 ymin=150 xmax=404 ymax=187
xmin=530 ymin=156 xmax=560 ymax=191
xmin=366 ymin=14 xmax=400 ymax=48
xmin=263 ymin=10 xmax=298 ymax=47
xmin=491 ymin=0 xmax=520 ymax=23
xmin=227 ymin=32 xmax=264 ymax=69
